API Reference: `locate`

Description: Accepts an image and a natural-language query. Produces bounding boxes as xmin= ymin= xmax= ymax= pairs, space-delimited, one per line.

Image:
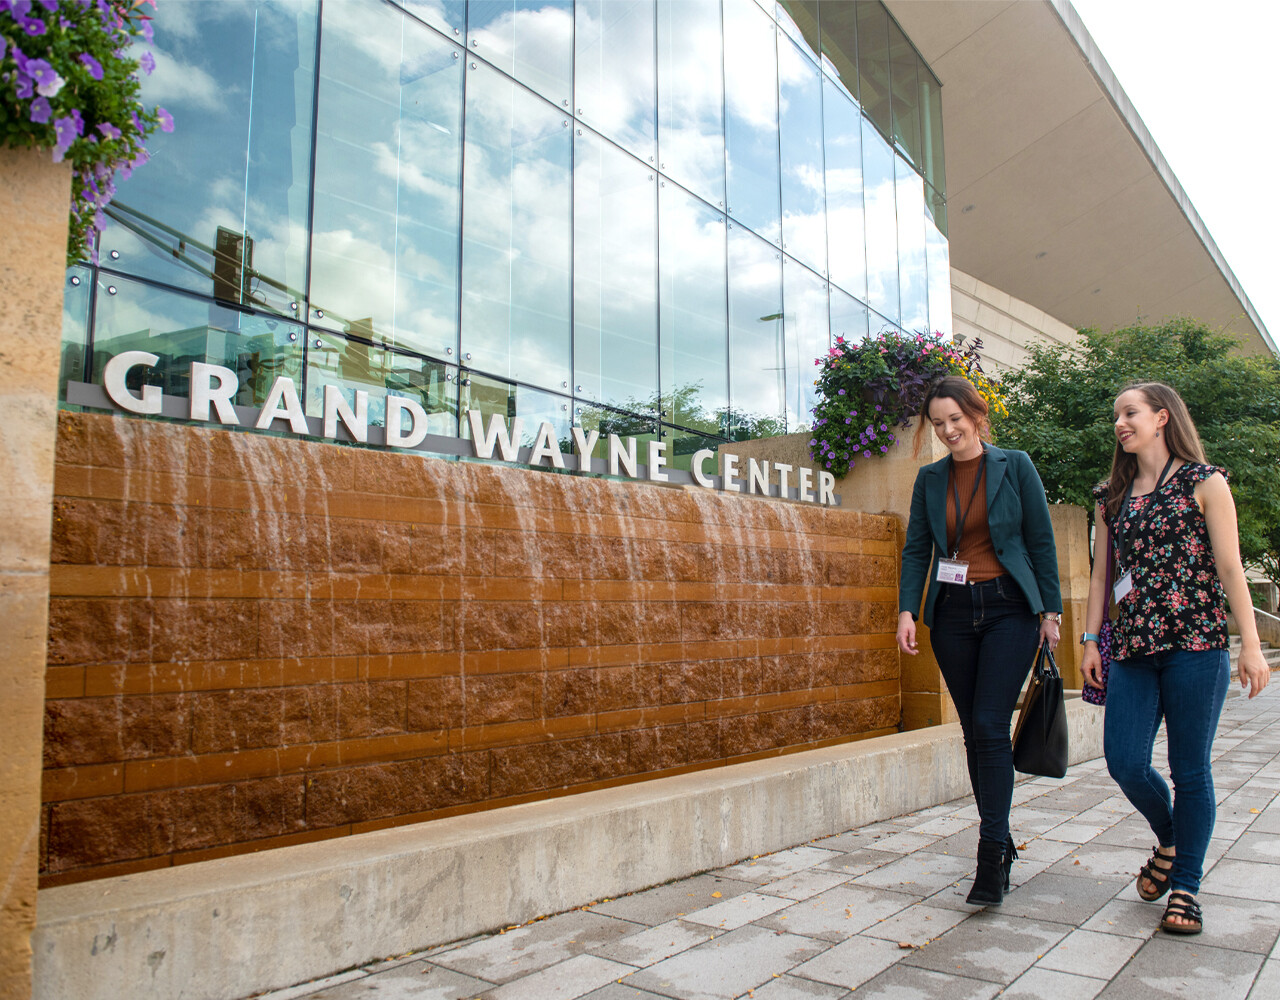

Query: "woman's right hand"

xmin=1081 ymin=643 xmax=1103 ymax=687
xmin=897 ymin=611 xmax=918 ymax=656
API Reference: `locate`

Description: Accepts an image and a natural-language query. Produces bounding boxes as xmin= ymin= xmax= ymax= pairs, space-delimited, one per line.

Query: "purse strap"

xmin=1102 ymin=546 xmax=1114 ymax=621
xmin=1033 ymin=639 xmax=1060 ymax=679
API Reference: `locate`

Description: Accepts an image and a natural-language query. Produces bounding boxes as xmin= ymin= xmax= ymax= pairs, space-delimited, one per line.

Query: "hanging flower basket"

xmin=809 ymin=329 xmax=1007 ymax=476
xmin=1 ymin=0 xmax=171 ymax=264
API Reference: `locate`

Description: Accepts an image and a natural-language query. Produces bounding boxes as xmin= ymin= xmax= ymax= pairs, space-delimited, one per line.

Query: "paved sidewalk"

xmin=254 ymin=690 xmax=1280 ymax=1000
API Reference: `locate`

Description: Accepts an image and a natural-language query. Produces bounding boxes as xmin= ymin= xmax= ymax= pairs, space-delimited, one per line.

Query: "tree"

xmin=995 ymin=319 xmax=1280 ymax=587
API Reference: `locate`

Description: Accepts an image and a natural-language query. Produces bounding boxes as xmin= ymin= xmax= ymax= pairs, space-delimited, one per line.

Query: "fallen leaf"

xmin=711 ymin=892 xmax=722 ymax=898
xmin=898 ymin=942 xmax=915 ymax=949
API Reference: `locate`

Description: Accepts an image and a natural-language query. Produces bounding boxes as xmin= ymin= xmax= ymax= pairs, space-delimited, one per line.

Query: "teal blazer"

xmin=899 ymin=444 xmax=1062 ymax=629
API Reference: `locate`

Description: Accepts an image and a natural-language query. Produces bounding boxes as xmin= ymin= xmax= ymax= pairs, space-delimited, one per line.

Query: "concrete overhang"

xmin=885 ymin=0 xmax=1276 ymax=356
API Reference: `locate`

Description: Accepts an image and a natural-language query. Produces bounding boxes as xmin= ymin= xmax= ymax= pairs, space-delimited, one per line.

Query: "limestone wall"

xmin=951 ymin=267 xmax=1081 ymax=371
xmin=41 ymin=412 xmax=901 ymax=885
xmin=1 ymin=147 xmax=71 ymax=1000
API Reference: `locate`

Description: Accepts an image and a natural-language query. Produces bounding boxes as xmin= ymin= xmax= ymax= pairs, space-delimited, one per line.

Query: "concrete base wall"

xmin=33 ymin=699 xmax=1103 ymax=1000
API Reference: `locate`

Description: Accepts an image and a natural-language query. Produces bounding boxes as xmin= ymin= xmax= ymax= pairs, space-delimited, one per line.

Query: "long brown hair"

xmin=1102 ymin=382 xmax=1207 ymax=521
xmin=913 ymin=376 xmax=991 ymax=456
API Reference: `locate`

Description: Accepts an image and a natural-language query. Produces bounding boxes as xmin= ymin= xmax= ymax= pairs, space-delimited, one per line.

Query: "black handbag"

xmin=1012 ymin=640 xmax=1069 ymax=778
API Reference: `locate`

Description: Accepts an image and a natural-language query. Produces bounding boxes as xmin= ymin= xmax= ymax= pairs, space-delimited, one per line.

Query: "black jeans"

xmin=930 ymin=574 xmax=1041 ymax=844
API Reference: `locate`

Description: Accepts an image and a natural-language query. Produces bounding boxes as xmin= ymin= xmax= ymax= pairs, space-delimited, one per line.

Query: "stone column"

xmin=1050 ymin=503 xmax=1091 ymax=690
xmin=0 ymin=147 xmax=71 ymax=1000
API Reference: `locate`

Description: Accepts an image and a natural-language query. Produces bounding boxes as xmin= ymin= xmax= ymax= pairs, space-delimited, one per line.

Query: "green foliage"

xmin=996 ymin=318 xmax=1280 ymax=586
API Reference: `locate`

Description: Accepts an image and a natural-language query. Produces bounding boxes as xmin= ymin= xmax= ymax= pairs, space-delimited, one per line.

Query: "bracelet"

xmin=1041 ymin=613 xmax=1061 ymax=622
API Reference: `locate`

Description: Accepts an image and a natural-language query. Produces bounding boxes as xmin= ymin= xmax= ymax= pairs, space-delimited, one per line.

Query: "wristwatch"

xmin=1080 ymin=632 xmax=1100 ymax=645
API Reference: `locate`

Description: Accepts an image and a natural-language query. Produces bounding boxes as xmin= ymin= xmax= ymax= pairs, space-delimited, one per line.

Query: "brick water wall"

xmin=40 ymin=412 xmax=901 ymax=885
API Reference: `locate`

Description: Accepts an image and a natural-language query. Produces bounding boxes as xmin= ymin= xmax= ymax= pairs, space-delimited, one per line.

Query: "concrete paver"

xmin=255 ymin=690 xmax=1280 ymax=1000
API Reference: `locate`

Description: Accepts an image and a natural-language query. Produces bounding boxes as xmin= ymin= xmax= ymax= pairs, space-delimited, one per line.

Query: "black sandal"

xmin=1160 ymin=891 xmax=1202 ymax=935
xmin=1137 ymin=845 xmax=1175 ymax=901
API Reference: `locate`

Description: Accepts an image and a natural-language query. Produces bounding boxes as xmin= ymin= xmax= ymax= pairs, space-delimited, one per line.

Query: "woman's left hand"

xmin=1039 ymin=616 xmax=1060 ymax=651
xmin=1238 ymin=646 xmax=1271 ymax=699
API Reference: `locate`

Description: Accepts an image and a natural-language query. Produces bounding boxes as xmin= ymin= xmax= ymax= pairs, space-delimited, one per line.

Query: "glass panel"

xmin=817 ymin=0 xmax=857 ymax=103
xmin=102 ymin=0 xmax=318 ymax=315
xmin=919 ymin=66 xmax=946 ymax=202
xmin=460 ymin=61 xmax=572 ymax=391
xmin=59 ymin=267 xmax=92 ymax=401
xmin=401 ymin=0 xmax=467 ymax=38
xmin=656 ymin=0 xmax=726 ymax=209
xmin=305 ymin=332 xmax=458 ymax=438
xmin=896 ymin=155 xmax=928 ymax=334
xmin=782 ymin=259 xmax=829 ymax=430
xmin=779 ymin=35 xmax=826 ymax=276
xmin=776 ymin=1 xmax=820 ymax=65
xmin=855 ymin=0 xmax=891 ymax=139
xmin=462 ymin=374 xmax=572 ymax=449
xmin=466 ymin=0 xmax=573 ymax=108
xmin=577 ymin=404 xmax=657 ymax=445
xmin=573 ymin=129 xmax=659 ymax=413
xmin=659 ymin=184 xmax=728 ymax=436
xmin=664 ymin=427 xmax=725 ymax=472
xmin=862 ymin=117 xmax=899 ymax=325
xmin=724 ymin=0 xmax=781 ymax=245
xmin=727 ymin=225 xmax=785 ymax=439
xmin=310 ymin=2 xmax=463 ymax=358
xmin=925 ymin=217 xmax=953 ymax=337
xmin=926 ymin=183 xmax=947 ymax=239
xmin=829 ymin=284 xmax=870 ymax=344
xmin=823 ymin=78 xmax=866 ymax=303
xmin=869 ymin=307 xmax=901 ymax=336
xmin=90 ymin=274 xmax=303 ymax=406
xmin=888 ymin=20 xmax=920 ymax=164
xmin=575 ymin=0 xmax=657 ymax=163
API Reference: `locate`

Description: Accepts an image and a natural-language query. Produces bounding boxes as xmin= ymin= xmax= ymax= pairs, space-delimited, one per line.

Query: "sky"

xmin=1068 ymin=0 xmax=1280 ymax=349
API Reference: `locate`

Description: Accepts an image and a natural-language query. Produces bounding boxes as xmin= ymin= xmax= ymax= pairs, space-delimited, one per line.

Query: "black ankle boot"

xmin=1002 ymin=834 xmax=1018 ymax=892
xmin=967 ymin=838 xmax=1005 ymax=906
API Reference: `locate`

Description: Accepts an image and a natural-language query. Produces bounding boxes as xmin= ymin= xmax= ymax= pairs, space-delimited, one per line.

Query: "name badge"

xmin=937 ymin=558 xmax=969 ymax=585
xmin=1113 ymin=570 xmax=1134 ymax=602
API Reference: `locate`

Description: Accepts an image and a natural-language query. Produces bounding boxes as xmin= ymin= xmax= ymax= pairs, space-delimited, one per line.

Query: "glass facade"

xmin=69 ymin=0 xmax=949 ymax=456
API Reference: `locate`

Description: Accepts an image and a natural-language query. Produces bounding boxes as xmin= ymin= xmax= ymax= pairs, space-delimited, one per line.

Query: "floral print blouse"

xmin=1092 ymin=463 xmax=1229 ymax=660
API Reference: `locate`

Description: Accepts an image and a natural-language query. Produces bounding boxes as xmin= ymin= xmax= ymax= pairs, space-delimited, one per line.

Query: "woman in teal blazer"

xmin=896 ymin=376 xmax=1062 ymax=907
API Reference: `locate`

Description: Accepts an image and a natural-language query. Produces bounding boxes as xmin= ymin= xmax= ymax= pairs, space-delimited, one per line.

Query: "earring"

xmin=1156 ymin=429 xmax=1161 ymax=438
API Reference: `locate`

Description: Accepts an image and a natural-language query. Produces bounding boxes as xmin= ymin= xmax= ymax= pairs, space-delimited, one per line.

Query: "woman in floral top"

xmin=1081 ymin=382 xmax=1269 ymax=937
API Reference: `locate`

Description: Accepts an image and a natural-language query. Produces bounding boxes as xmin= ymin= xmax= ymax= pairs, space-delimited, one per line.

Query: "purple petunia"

xmin=29 ymin=96 xmax=51 ymax=123
xmin=139 ymin=50 xmax=155 ymax=74
xmin=141 ymin=18 xmax=154 ymax=43
xmin=14 ymin=52 xmax=64 ymax=96
xmin=52 ymin=116 xmax=82 ymax=161
xmin=98 ymin=121 xmax=121 ymax=140
xmin=78 ymin=53 xmax=105 ymax=80
xmin=157 ymin=106 xmax=174 ymax=132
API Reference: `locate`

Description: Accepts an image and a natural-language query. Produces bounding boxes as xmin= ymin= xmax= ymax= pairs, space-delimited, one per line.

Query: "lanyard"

xmin=949 ymin=453 xmax=987 ymax=559
xmin=1115 ymin=455 xmax=1176 ymax=570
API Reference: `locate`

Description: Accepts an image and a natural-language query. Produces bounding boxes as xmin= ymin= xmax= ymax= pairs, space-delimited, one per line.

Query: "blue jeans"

xmin=1104 ymin=648 xmax=1229 ymax=895
xmin=930 ymin=575 xmax=1041 ymax=845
